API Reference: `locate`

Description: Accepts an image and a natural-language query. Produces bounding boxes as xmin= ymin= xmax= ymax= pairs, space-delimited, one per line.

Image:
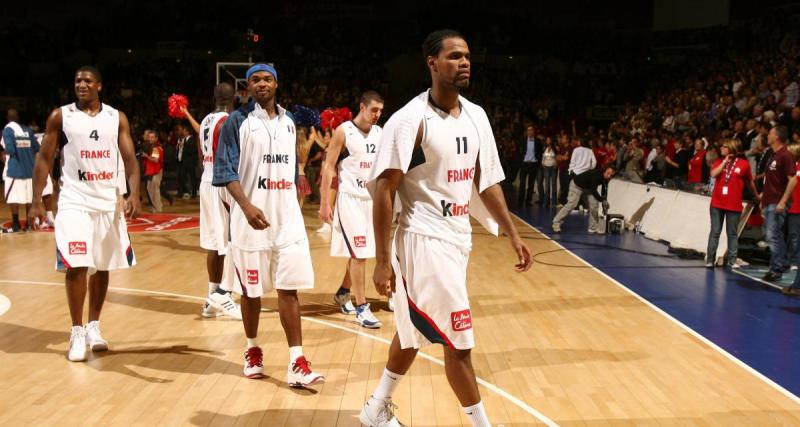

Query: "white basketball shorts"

xmin=223 ymin=239 xmax=314 ymax=298
xmin=199 ymin=182 xmax=230 ymax=254
xmin=5 ymin=177 xmax=32 ymax=204
xmin=331 ymin=192 xmax=375 ymax=259
xmin=392 ymin=229 xmax=474 ymax=350
xmin=55 ymin=209 xmax=135 ymax=273
xmin=42 ymin=174 xmax=54 ymax=197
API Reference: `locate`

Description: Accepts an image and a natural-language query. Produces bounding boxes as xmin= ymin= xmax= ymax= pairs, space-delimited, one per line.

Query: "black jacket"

xmin=573 ymin=168 xmax=606 ymax=201
xmin=518 ymin=136 xmax=544 ymax=164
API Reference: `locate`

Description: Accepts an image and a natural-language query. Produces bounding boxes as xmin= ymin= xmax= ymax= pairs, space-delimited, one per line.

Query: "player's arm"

xmin=2 ymin=127 xmax=16 ymax=157
xmin=30 ymin=108 xmax=61 ymax=225
xmin=180 ymin=106 xmax=201 ymax=134
xmin=213 ymin=116 xmax=268 ymax=230
xmin=318 ymin=126 xmax=345 ymax=223
xmin=474 ymin=160 xmax=533 ymax=272
xmin=118 ymin=111 xmax=141 ymax=218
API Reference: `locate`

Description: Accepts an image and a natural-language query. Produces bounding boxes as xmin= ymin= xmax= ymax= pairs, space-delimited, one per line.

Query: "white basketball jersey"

xmin=59 ymin=103 xmax=121 ymax=212
xmin=230 ymin=104 xmax=304 ymax=250
xmin=200 ymin=111 xmax=229 ymax=183
xmin=338 ymin=121 xmax=381 ymax=199
xmin=397 ymin=104 xmax=480 ymax=250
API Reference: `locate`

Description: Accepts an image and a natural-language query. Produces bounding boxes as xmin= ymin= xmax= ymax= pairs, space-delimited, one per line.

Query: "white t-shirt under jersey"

xmin=59 ymin=103 xmax=122 ymax=212
xmin=338 ymin=121 xmax=381 ymax=199
xmin=396 ymin=104 xmax=480 ymax=252
xmin=199 ymin=111 xmax=229 ymax=184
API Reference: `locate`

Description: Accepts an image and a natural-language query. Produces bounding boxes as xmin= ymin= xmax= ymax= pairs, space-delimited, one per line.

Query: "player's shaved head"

xmin=7 ymin=108 xmax=19 ymax=122
xmin=214 ymin=82 xmax=235 ymax=106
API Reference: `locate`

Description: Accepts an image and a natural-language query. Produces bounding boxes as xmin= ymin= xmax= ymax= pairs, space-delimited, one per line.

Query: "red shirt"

xmin=710 ymin=158 xmax=751 ymax=212
xmin=688 ymin=150 xmax=706 ymax=183
xmin=144 ymin=145 xmax=164 ymax=176
xmin=763 ymin=145 xmax=795 ymax=206
xmin=789 ymin=162 xmax=800 ymax=214
xmin=593 ymin=147 xmax=608 ymax=167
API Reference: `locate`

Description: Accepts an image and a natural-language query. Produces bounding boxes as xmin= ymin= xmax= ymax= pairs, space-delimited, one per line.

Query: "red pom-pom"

xmin=167 ymin=94 xmax=189 ymax=119
xmin=320 ymin=107 xmax=353 ymax=131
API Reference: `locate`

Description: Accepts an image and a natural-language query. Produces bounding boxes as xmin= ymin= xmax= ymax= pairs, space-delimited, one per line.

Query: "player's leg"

xmin=85 ymin=270 xmax=109 ymax=352
xmin=350 ymin=258 xmax=380 ymax=328
xmin=443 ymin=347 xmax=491 ymax=426
xmin=241 ymin=292 xmax=263 ymax=378
xmin=65 ymin=267 xmax=89 ymax=361
xmin=360 ymin=333 xmax=417 ymax=426
xmin=229 ymin=246 xmax=265 ymax=379
xmin=9 ymin=203 xmax=20 ymax=231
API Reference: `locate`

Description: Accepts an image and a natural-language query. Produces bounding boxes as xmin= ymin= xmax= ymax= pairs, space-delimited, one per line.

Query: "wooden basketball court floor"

xmin=0 ymin=199 xmax=798 ymax=426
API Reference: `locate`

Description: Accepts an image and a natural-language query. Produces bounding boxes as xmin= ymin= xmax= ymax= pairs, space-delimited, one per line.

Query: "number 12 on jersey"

xmin=456 ymin=136 xmax=468 ymax=154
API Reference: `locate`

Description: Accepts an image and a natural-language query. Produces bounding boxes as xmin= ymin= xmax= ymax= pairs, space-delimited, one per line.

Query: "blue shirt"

xmin=523 ymin=137 xmax=538 ymax=163
xmin=3 ymin=123 xmax=39 ymax=178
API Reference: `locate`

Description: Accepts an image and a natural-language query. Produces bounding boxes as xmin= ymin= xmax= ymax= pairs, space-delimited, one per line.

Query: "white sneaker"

xmin=85 ymin=321 xmax=108 ymax=352
xmin=359 ymin=397 xmax=403 ymax=427
xmin=244 ymin=346 xmax=264 ymax=379
xmin=334 ymin=292 xmax=357 ymax=314
xmin=756 ymin=240 xmax=768 ymax=249
xmin=68 ymin=326 xmax=87 ymax=362
xmin=208 ymin=292 xmax=242 ymax=320
xmin=201 ymin=301 xmax=222 ymax=318
xmin=387 ymin=294 xmax=394 ymax=312
xmin=287 ymin=356 xmax=325 ymax=388
xmin=356 ymin=304 xmax=382 ymax=329
xmin=316 ymin=223 xmax=331 ymax=234
xmin=552 ymin=223 xmax=561 ymax=232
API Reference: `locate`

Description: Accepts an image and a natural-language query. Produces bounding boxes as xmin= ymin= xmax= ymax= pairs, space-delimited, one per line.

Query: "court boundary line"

xmin=0 ymin=279 xmax=559 ymax=426
xmin=512 ymin=214 xmax=800 ymax=407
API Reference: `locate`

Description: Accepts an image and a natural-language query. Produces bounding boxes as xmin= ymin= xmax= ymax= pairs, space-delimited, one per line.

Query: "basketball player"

xmin=31 ymin=65 xmax=141 ymax=362
xmin=213 ymin=64 xmax=324 ymax=386
xmin=33 ymin=131 xmax=56 ymax=229
xmin=360 ymin=30 xmax=533 ymax=427
xmin=319 ymin=91 xmax=384 ymax=328
xmin=3 ymin=108 xmax=39 ymax=232
xmin=180 ymin=94 xmax=242 ymax=320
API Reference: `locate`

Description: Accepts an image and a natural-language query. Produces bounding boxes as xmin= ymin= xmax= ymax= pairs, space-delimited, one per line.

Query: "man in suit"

xmin=176 ymin=122 xmax=199 ymax=198
xmin=517 ymin=124 xmax=544 ymax=206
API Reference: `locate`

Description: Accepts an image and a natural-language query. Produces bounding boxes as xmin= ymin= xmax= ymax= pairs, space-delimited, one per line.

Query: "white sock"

xmin=46 ymin=211 xmax=54 ymax=222
xmin=372 ymin=368 xmax=403 ymax=400
xmin=208 ymin=282 xmax=219 ymax=295
xmin=463 ymin=401 xmax=491 ymax=427
xmin=289 ymin=346 xmax=303 ymax=361
xmin=71 ymin=325 xmax=84 ymax=333
xmin=246 ymin=338 xmax=258 ymax=349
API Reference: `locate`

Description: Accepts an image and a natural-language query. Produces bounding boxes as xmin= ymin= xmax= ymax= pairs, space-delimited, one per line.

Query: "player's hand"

xmin=373 ymin=261 xmax=393 ymax=296
xmin=125 ymin=196 xmax=141 ymax=219
xmin=318 ymin=203 xmax=333 ymax=224
xmin=243 ymin=203 xmax=269 ymax=230
xmin=511 ymin=235 xmax=533 ymax=272
xmin=29 ymin=201 xmax=44 ymax=230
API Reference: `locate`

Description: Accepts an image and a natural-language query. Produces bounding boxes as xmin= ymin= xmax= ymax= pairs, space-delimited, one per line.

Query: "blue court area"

xmin=512 ymin=205 xmax=800 ymax=398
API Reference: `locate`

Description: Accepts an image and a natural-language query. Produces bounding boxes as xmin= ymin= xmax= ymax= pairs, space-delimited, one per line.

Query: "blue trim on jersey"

xmin=212 ymin=102 xmax=255 ymax=187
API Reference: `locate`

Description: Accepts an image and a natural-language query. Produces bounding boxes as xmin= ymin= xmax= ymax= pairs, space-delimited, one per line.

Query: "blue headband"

xmin=246 ymin=63 xmax=278 ymax=81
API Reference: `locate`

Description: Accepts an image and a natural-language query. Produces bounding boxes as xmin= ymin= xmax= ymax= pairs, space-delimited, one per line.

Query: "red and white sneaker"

xmin=243 ymin=346 xmax=264 ymax=379
xmin=287 ymin=356 xmax=325 ymax=388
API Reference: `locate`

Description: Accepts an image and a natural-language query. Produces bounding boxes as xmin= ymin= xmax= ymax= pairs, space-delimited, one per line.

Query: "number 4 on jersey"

xmin=89 ymin=130 xmax=99 ymax=141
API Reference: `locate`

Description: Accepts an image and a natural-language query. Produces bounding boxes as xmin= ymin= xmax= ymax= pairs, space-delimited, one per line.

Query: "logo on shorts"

xmin=68 ymin=241 xmax=87 ymax=255
xmin=354 ymin=235 xmax=367 ymax=248
xmin=247 ymin=269 xmax=259 ymax=285
xmin=451 ymin=309 xmax=472 ymax=331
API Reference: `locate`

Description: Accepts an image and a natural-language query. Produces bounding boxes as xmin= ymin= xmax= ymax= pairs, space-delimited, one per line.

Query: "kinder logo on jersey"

xmin=247 ymin=269 xmax=259 ymax=285
xmin=441 ymin=200 xmax=469 ymax=217
xmin=451 ymin=309 xmax=472 ymax=331
xmin=356 ymin=178 xmax=366 ymax=188
xmin=68 ymin=241 xmax=87 ymax=255
xmin=354 ymin=235 xmax=367 ymax=248
xmin=77 ymin=170 xmax=115 ymax=181
xmin=257 ymin=177 xmax=294 ymax=190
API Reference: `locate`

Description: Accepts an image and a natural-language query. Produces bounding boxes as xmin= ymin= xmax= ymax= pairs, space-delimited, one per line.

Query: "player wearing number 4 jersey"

xmin=319 ymin=90 xmax=387 ymax=328
xmin=359 ymin=30 xmax=533 ymax=427
xmin=31 ymin=66 xmax=142 ymax=363
xmin=213 ymin=64 xmax=323 ymax=387
xmin=181 ymin=85 xmax=242 ymax=320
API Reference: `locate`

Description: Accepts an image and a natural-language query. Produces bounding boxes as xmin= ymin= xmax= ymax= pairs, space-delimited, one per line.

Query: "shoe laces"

xmin=292 ymin=356 xmax=313 ymax=375
xmin=245 ymin=347 xmax=263 ymax=368
xmin=87 ymin=322 xmax=101 ymax=335
xmin=71 ymin=327 xmax=85 ymax=340
xmin=377 ymin=398 xmax=399 ymax=422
